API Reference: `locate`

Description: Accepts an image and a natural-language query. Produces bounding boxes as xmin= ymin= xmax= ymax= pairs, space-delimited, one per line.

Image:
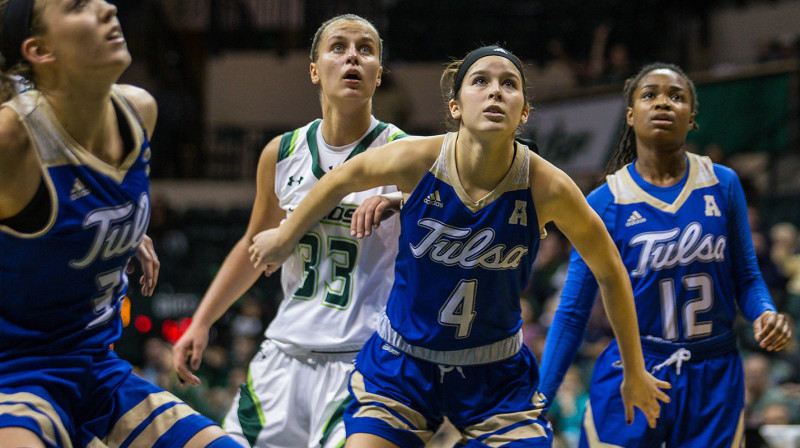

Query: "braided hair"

xmin=602 ymin=62 xmax=699 ymax=180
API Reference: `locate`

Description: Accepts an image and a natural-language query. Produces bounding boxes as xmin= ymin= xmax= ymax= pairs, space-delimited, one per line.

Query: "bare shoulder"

xmin=258 ymin=134 xmax=282 ymax=164
xmin=528 ymin=151 xmax=571 ymax=193
xmin=0 ymin=106 xmax=38 ymax=219
xmin=115 ymin=84 xmax=157 ymax=135
xmin=528 ymin=151 xmax=584 ymax=222
xmin=0 ymin=106 xmax=30 ymax=161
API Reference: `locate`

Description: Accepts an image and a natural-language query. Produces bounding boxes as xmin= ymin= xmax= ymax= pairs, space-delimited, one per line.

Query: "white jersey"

xmin=265 ymin=117 xmax=407 ymax=352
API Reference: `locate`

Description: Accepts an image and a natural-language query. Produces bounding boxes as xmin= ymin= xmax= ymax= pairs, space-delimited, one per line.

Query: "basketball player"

xmin=248 ymin=45 xmax=669 ymax=448
xmin=172 ymin=14 xmax=408 ymax=448
xmin=0 ymin=0 xmax=239 ymax=446
xmin=538 ymin=62 xmax=792 ymax=447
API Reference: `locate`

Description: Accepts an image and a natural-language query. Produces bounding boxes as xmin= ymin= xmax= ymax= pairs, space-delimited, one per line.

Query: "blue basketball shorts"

xmin=0 ymin=350 xmax=218 ymax=448
xmin=580 ymin=334 xmax=744 ymax=448
xmin=344 ymin=333 xmax=553 ymax=447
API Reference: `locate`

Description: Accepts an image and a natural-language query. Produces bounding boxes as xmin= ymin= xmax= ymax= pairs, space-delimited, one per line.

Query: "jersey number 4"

xmin=293 ymin=233 xmax=358 ymax=309
xmin=439 ymin=279 xmax=478 ymax=339
xmin=659 ymin=273 xmax=714 ymax=340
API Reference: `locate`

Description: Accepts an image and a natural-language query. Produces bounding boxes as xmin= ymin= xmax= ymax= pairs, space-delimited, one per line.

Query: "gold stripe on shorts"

xmin=582 ymin=400 xmax=625 ymax=448
xmin=0 ymin=392 xmax=72 ymax=448
xmin=350 ymin=371 xmax=433 ymax=443
xmin=461 ymin=408 xmax=546 ymax=447
xmin=126 ymin=403 xmax=197 ymax=447
xmin=105 ymin=390 xmax=183 ymax=446
xmin=729 ymin=410 xmax=744 ymax=448
xmin=86 ymin=436 xmax=107 ymax=447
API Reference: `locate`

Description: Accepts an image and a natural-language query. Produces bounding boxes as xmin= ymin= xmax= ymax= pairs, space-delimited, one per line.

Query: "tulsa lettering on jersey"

xmin=410 ymin=218 xmax=528 ymax=270
xmin=629 ymin=222 xmax=726 ymax=277
xmin=70 ymin=193 xmax=150 ymax=269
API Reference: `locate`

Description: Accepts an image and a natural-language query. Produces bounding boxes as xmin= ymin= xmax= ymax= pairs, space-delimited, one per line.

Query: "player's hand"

xmin=620 ymin=369 xmax=671 ymax=428
xmin=128 ymin=234 xmax=160 ymax=296
xmin=249 ymin=228 xmax=293 ymax=276
xmin=351 ymin=194 xmax=401 ymax=238
xmin=754 ymin=310 xmax=792 ymax=352
xmin=172 ymin=323 xmax=209 ymax=387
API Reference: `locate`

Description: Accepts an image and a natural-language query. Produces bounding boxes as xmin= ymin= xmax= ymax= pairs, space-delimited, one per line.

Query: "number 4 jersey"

xmin=266 ymin=118 xmax=407 ymax=352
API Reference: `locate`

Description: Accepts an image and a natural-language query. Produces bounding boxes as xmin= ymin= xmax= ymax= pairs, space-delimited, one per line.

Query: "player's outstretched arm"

xmin=173 ymin=137 xmax=284 ymax=386
xmin=532 ymin=155 xmax=670 ymax=428
xmin=249 ymin=136 xmax=440 ymax=275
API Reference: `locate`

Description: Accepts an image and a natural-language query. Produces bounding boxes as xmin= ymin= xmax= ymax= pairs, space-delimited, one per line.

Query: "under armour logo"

xmin=287 ymin=176 xmax=304 ymax=186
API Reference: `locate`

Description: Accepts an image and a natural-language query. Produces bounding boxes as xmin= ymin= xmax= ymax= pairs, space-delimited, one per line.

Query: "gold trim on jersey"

xmin=0 ymin=162 xmax=58 ymax=239
xmin=350 ymin=371 xmax=433 ymax=443
xmin=5 ymin=87 xmax=144 ymax=184
xmin=582 ymin=400 xmax=625 ymax=448
xmin=0 ymin=392 xmax=72 ymax=448
xmin=606 ymin=152 xmax=719 ymax=214
xmin=432 ymin=133 xmax=531 ymax=214
xmin=0 ymin=86 xmax=146 ymax=238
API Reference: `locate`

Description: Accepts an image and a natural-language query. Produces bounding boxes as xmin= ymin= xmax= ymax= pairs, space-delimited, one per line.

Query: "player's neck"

xmin=320 ymin=104 xmax=373 ymax=147
xmin=41 ymin=87 xmax=117 ymax=157
xmin=634 ymin=147 xmax=688 ymax=187
xmin=454 ymin=130 xmax=516 ymax=196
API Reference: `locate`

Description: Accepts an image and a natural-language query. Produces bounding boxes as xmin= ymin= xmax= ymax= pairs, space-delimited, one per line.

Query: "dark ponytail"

xmin=0 ymin=0 xmax=40 ymax=103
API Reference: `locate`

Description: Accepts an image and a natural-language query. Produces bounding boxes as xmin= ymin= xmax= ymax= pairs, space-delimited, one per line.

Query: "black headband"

xmin=453 ymin=45 xmax=525 ymax=96
xmin=1 ymin=0 xmax=35 ymax=71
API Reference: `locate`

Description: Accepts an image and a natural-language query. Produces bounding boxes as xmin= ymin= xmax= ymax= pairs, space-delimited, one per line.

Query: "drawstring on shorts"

xmin=438 ymin=365 xmax=466 ymax=383
xmin=650 ymin=348 xmax=692 ymax=375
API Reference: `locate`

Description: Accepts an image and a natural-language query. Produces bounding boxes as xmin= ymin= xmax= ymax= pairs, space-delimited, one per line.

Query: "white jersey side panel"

xmin=265 ymin=118 xmax=405 ymax=351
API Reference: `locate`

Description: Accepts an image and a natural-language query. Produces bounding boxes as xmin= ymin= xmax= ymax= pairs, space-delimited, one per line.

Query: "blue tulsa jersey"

xmin=0 ymin=87 xmax=151 ymax=360
xmin=604 ymin=153 xmax=772 ymax=340
xmin=382 ymin=133 xmax=539 ymax=356
xmin=538 ymin=153 xmax=774 ymax=401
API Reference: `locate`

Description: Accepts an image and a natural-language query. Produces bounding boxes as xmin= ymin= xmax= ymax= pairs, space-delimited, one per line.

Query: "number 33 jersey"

xmin=267 ymin=118 xmax=407 ymax=352
xmin=600 ymin=153 xmax=773 ymax=342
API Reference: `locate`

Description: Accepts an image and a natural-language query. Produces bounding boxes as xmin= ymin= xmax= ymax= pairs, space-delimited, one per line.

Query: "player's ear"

xmin=310 ymin=62 xmax=320 ymax=85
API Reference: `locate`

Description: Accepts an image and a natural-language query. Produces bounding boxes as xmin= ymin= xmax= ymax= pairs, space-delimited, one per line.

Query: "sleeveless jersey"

xmin=382 ymin=133 xmax=539 ymax=356
xmin=606 ymin=153 xmax=759 ymax=341
xmin=0 ymin=87 xmax=151 ymax=361
xmin=265 ymin=117 xmax=407 ymax=352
